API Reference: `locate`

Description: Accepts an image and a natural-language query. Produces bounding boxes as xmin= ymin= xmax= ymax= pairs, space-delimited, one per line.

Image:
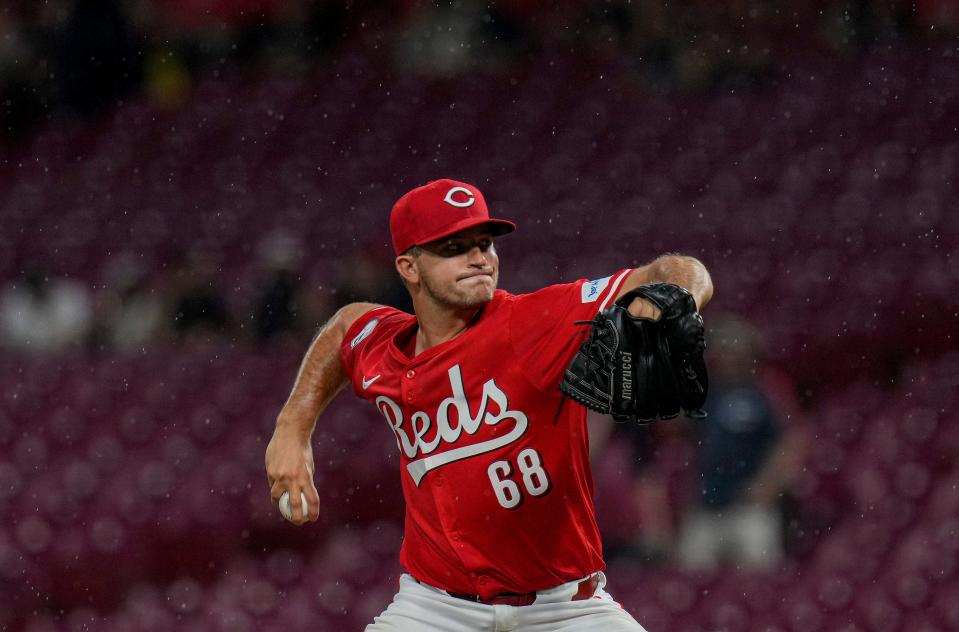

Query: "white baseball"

xmin=278 ymin=490 xmax=309 ymax=522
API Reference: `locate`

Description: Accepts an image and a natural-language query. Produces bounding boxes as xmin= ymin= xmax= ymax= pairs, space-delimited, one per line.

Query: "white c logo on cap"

xmin=443 ymin=187 xmax=475 ymax=208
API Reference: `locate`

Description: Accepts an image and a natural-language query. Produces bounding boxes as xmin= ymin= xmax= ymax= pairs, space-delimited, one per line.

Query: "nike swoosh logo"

xmin=361 ymin=375 xmax=382 ymax=390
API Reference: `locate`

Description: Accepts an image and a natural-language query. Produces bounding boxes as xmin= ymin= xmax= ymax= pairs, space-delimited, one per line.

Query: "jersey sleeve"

xmin=508 ymin=269 xmax=632 ymax=395
xmin=339 ymin=306 xmax=403 ymax=390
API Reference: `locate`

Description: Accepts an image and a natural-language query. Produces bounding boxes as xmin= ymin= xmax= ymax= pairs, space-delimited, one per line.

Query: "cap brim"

xmin=416 ymin=217 xmax=516 ymax=248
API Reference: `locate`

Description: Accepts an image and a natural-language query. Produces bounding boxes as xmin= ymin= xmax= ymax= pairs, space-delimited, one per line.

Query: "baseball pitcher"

xmin=265 ymin=179 xmax=713 ymax=631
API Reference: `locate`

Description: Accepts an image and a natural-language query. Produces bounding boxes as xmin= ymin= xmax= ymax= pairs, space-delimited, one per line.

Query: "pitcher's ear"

xmin=396 ymin=253 xmax=420 ymax=285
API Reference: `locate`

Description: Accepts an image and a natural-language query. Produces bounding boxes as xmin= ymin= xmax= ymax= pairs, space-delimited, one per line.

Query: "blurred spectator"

xmin=394 ymin=1 xmax=482 ymax=76
xmin=616 ymin=1 xmax=778 ymax=91
xmin=333 ymin=250 xmax=412 ymax=314
xmin=394 ymin=0 xmax=532 ymax=76
xmin=677 ymin=315 xmax=808 ymax=570
xmin=253 ymin=262 xmax=301 ymax=340
xmin=252 ymin=233 xmax=302 ymax=342
xmin=56 ymin=0 xmax=144 ymax=116
xmin=251 ymin=232 xmax=330 ymax=342
xmin=0 ymin=3 xmax=60 ymax=140
xmin=168 ymin=250 xmax=232 ymax=340
xmin=142 ymin=46 xmax=191 ymax=110
xmin=0 ymin=261 xmax=93 ymax=351
xmin=93 ymin=254 xmax=164 ymax=351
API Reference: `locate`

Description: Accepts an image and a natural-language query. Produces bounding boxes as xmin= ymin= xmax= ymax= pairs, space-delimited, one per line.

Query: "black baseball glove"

xmin=559 ymin=283 xmax=708 ymax=424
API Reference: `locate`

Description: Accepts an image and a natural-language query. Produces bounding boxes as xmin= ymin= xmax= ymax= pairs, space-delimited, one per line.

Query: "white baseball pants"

xmin=366 ymin=573 xmax=647 ymax=631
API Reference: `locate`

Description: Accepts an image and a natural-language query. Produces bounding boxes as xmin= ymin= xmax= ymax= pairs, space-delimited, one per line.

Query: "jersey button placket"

xmin=403 ymin=368 xmax=415 ymax=403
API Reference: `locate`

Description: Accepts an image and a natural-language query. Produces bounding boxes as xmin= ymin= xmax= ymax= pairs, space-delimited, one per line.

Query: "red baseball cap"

xmin=390 ymin=179 xmax=516 ymax=255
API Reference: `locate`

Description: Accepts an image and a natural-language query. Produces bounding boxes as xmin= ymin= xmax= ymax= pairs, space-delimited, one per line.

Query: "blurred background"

xmin=0 ymin=0 xmax=957 ymax=630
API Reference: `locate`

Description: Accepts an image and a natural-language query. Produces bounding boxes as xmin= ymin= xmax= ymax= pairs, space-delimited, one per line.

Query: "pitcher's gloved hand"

xmin=560 ymin=283 xmax=708 ymax=423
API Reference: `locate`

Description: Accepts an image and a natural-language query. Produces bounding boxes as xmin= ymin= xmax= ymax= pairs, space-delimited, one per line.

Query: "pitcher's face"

xmin=414 ymin=227 xmax=499 ymax=310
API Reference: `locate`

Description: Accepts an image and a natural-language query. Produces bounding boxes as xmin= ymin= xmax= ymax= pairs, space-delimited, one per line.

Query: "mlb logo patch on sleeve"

xmin=350 ymin=318 xmax=380 ymax=348
xmin=581 ymin=276 xmax=611 ymax=303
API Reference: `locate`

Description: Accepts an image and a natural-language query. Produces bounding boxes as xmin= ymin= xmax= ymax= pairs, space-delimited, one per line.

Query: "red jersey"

xmin=339 ymin=269 xmax=632 ymax=599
